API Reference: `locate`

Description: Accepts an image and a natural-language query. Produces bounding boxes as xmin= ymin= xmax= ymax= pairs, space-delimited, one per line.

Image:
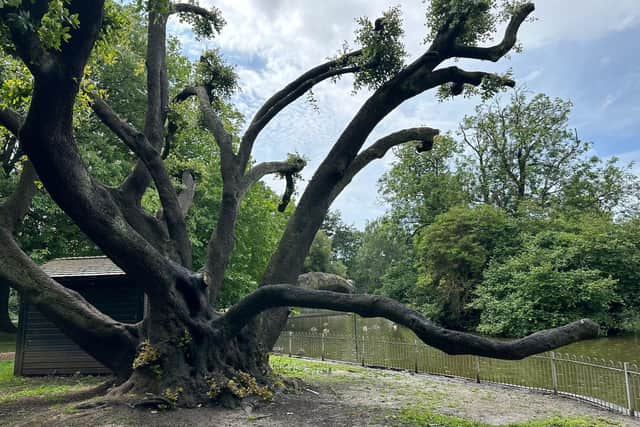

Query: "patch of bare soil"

xmin=1 ymin=360 xmax=639 ymax=426
xmin=0 ymin=352 xmax=15 ymax=361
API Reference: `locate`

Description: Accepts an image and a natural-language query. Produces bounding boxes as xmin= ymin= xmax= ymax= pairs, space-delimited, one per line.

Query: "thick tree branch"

xmin=120 ymin=1 xmax=170 ymax=205
xmin=178 ymin=86 xmax=238 ymax=180
xmin=0 ymin=161 xmax=37 ymax=233
xmin=0 ymin=3 xmax=55 ymax=76
xmin=90 ymin=92 xmax=192 ymax=267
xmin=278 ymin=172 xmax=295 ymax=213
xmin=240 ymin=157 xmax=306 ymax=196
xmin=177 ymin=170 xmax=196 ymax=217
xmin=10 ymin=0 xmax=187 ymax=299
xmin=237 ymin=51 xmax=363 ymax=168
xmin=221 ymin=285 xmax=599 ymax=359
xmin=329 ymin=127 xmax=439 ymax=203
xmin=428 ymin=66 xmax=515 ymax=92
xmin=450 ymin=3 xmax=535 ymax=61
xmin=89 ymin=92 xmax=143 ymax=147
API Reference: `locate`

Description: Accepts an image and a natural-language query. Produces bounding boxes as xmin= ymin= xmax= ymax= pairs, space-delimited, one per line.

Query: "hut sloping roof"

xmin=40 ymin=256 xmax=124 ymax=278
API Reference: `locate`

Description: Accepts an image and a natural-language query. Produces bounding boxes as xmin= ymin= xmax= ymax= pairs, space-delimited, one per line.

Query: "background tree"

xmin=458 ymin=89 xmax=639 ymax=214
xmin=303 ymin=230 xmax=347 ymax=276
xmin=379 ymin=136 xmax=468 ymax=232
xmin=473 ymin=213 xmax=624 ymax=336
xmin=0 ymin=0 xmax=598 ymax=407
xmin=350 ymin=217 xmax=417 ymax=302
xmin=414 ymin=204 xmax=516 ymax=330
xmin=320 ymin=210 xmax=362 ymax=275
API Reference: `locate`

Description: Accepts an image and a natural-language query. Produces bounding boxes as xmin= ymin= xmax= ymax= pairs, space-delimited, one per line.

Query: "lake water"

xmin=284 ymin=311 xmax=640 ymax=364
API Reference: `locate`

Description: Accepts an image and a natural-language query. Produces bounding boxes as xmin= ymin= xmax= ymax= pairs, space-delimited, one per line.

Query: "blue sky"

xmin=170 ymin=0 xmax=640 ymax=228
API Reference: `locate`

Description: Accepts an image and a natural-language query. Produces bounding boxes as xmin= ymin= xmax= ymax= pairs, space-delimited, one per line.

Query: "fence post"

xmin=361 ymin=335 xmax=365 ymax=366
xmin=474 ymin=356 xmax=481 ymax=383
xmin=550 ymin=351 xmax=558 ymax=395
xmin=321 ymin=333 xmax=325 ymax=361
xmin=624 ymin=362 xmax=636 ymax=417
xmin=353 ymin=314 xmax=358 ymax=361
xmin=414 ymin=340 xmax=419 ymax=373
xmin=288 ymin=331 xmax=293 ymax=357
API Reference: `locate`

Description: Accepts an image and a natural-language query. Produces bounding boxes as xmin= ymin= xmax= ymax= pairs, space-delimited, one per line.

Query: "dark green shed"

xmin=14 ymin=256 xmax=144 ymax=376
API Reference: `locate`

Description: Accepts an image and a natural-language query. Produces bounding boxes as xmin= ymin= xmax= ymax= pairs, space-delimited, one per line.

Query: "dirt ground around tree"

xmin=1 ymin=357 xmax=639 ymax=427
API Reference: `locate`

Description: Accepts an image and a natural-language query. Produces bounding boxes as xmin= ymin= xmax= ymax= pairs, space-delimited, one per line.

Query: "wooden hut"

xmin=14 ymin=256 xmax=144 ymax=376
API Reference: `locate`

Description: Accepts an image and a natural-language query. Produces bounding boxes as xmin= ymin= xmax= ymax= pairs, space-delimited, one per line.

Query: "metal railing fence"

xmin=273 ymin=331 xmax=639 ymax=418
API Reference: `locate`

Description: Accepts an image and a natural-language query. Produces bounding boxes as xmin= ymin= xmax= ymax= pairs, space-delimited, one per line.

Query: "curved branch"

xmin=259 ymin=11 xmax=528 ymax=348
xmin=329 ymin=127 xmax=439 ymax=203
xmin=90 ymin=92 xmax=192 ymax=267
xmin=178 ymin=86 xmax=238 ymax=180
xmin=278 ymin=172 xmax=295 ymax=213
xmin=429 ymin=66 xmax=515 ymax=90
xmin=220 ymin=285 xmax=599 ymax=360
xmin=450 ymin=3 xmax=535 ymax=61
xmin=171 ymin=3 xmax=223 ymax=24
xmin=240 ymin=157 xmax=306 ymax=196
xmin=238 ymin=51 xmax=363 ymax=168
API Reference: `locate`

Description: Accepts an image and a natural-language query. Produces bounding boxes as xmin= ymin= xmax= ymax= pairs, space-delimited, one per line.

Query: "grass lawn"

xmin=0 ymin=360 xmax=104 ymax=404
xmin=0 ymin=332 xmax=16 ymax=353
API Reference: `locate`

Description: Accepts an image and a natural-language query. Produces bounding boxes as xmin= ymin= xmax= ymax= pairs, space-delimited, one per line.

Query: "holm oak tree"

xmin=0 ymin=0 xmax=599 ymax=407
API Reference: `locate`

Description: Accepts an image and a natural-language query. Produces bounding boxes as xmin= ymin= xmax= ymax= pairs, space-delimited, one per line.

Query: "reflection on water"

xmin=285 ymin=311 xmax=640 ymax=363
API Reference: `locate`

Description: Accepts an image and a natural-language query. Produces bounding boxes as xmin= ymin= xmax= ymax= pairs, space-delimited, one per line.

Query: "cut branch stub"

xmin=278 ymin=173 xmax=295 ymax=213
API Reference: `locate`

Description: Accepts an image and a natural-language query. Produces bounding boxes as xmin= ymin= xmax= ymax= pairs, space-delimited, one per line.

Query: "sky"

xmin=169 ymin=0 xmax=640 ymax=229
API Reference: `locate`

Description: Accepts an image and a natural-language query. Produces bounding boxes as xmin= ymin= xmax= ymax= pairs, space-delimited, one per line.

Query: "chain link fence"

xmin=274 ymin=330 xmax=639 ymax=418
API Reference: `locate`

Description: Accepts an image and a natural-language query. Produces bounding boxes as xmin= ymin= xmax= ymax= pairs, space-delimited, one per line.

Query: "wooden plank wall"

xmin=14 ymin=276 xmax=144 ymax=376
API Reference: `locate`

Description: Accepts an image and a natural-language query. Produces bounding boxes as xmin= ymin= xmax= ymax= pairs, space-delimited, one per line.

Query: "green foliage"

xmin=36 ymin=0 xmax=79 ymax=50
xmin=425 ymin=0 xmax=530 ymax=46
xmin=304 ymin=230 xmax=347 ymax=276
xmin=379 ymin=135 xmax=468 ymax=231
xmin=132 ymin=339 xmax=161 ymax=376
xmin=343 ymin=6 xmax=407 ymax=91
xmin=397 ymin=406 xmax=484 ymax=426
xmin=350 ymin=217 xmax=417 ymax=302
xmin=320 ymin=211 xmax=362 ymax=275
xmin=363 ymin=87 xmax=639 ymax=335
xmin=414 ymin=204 xmax=516 ymax=329
xmin=176 ymin=2 xmax=225 ymax=40
xmin=396 ymin=405 xmax=619 ymax=427
xmin=474 ymin=215 xmax=623 ymax=336
xmin=196 ymin=49 xmax=238 ymax=104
